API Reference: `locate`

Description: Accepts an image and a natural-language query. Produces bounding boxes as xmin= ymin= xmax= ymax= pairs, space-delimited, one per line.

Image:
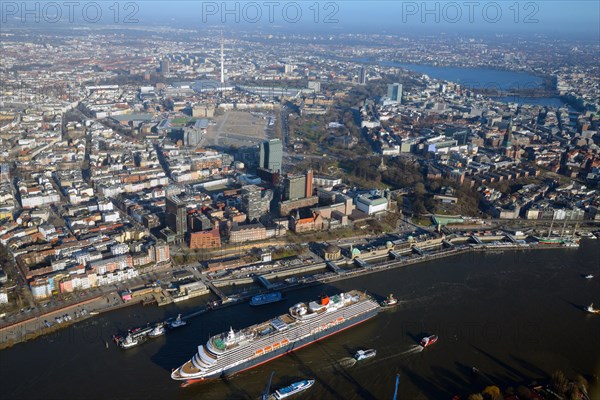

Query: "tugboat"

xmin=420 ymin=335 xmax=438 ymax=348
xmin=585 ymin=303 xmax=600 ymax=314
xmin=274 ymin=379 xmax=315 ymax=399
xmin=148 ymin=323 xmax=166 ymax=338
xmin=354 ymin=349 xmax=377 ymax=361
xmin=119 ymin=333 xmax=140 ymax=349
xmin=381 ymin=294 xmax=398 ymax=308
xmin=169 ymin=314 xmax=187 ymax=329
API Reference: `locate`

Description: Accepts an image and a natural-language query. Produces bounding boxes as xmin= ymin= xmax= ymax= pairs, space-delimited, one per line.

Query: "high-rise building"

xmin=259 ymin=139 xmax=283 ymax=172
xmin=502 ymin=121 xmax=513 ymax=148
xmin=359 ymin=67 xmax=367 ymax=85
xmin=220 ymin=33 xmax=225 ymax=83
xmin=306 ymin=169 xmax=313 ymax=198
xmin=160 ymin=59 xmax=170 ymax=75
xmin=284 ymin=174 xmax=307 ymax=201
xmin=165 ymin=195 xmax=187 ymax=235
xmin=386 ymin=83 xmax=402 ymax=104
xmin=241 ymin=185 xmax=265 ymax=222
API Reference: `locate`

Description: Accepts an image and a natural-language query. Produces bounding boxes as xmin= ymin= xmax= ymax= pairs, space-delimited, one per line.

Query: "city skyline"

xmin=0 ymin=1 xmax=598 ymax=399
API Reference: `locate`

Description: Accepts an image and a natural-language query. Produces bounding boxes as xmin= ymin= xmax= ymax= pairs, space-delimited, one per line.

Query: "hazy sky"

xmin=136 ymin=0 xmax=600 ymax=37
xmin=3 ymin=1 xmax=599 ymax=40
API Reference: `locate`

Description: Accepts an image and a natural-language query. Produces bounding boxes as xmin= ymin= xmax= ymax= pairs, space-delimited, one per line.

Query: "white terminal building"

xmin=355 ymin=194 xmax=388 ymax=215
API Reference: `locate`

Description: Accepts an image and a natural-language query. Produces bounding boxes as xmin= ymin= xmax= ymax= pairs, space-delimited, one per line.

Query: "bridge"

xmin=353 ymin=257 xmax=368 ymax=268
xmin=412 ymin=246 xmax=424 ymax=256
xmin=442 ymin=240 xmax=455 ymax=248
xmin=326 ymin=261 xmax=344 ymax=274
xmin=470 ymin=235 xmax=483 ymax=245
xmin=389 ymin=250 xmax=402 ymax=260
xmin=198 ymin=274 xmax=229 ymax=301
xmin=504 ymin=233 xmax=517 ymax=244
xmin=257 ymin=275 xmax=277 ymax=290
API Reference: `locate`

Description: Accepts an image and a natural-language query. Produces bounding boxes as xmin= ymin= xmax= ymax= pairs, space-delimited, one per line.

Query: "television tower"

xmin=220 ymin=32 xmax=225 ymax=84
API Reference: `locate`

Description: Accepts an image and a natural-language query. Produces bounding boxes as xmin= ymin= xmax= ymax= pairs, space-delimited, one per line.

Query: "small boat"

xmin=250 ymin=292 xmax=284 ymax=306
xmin=274 ymin=379 xmax=315 ymax=399
xmin=563 ymin=240 xmax=579 ymax=248
xmin=119 ymin=334 xmax=140 ymax=349
xmin=148 ymin=323 xmax=166 ymax=338
xmin=584 ymin=274 xmax=594 ymax=280
xmin=169 ymin=314 xmax=187 ymax=329
xmin=420 ymin=335 xmax=438 ymax=348
xmin=381 ymin=294 xmax=398 ymax=307
xmin=585 ymin=303 xmax=600 ymax=315
xmin=354 ymin=349 xmax=377 ymax=361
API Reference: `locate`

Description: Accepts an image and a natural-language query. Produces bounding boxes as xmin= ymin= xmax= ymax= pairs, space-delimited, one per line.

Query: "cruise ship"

xmin=171 ymin=290 xmax=379 ymax=385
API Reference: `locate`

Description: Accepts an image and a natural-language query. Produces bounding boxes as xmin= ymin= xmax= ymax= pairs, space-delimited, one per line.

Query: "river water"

xmin=362 ymin=60 xmax=568 ymax=108
xmin=380 ymin=62 xmax=545 ymax=91
xmin=1 ymin=242 xmax=599 ymax=400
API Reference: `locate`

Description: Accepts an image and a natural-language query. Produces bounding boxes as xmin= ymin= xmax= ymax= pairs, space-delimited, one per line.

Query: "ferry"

xmin=274 ymin=379 xmax=315 ymax=399
xmin=585 ymin=303 xmax=600 ymax=315
xmin=420 ymin=335 xmax=438 ymax=348
xmin=169 ymin=314 xmax=187 ymax=329
xmin=354 ymin=349 xmax=377 ymax=361
xmin=149 ymin=323 xmax=166 ymax=338
xmin=171 ymin=290 xmax=379 ymax=385
xmin=250 ymin=292 xmax=284 ymax=306
xmin=381 ymin=294 xmax=398 ymax=308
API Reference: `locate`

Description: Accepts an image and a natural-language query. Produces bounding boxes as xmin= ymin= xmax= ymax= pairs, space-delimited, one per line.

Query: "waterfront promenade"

xmin=0 ymin=240 xmax=568 ymax=350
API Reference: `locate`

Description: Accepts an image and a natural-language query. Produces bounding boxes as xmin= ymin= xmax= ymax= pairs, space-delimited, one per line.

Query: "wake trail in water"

xmin=374 ymin=345 xmax=423 ymax=363
xmin=334 ymin=357 xmax=357 ymax=368
xmin=330 ymin=346 xmax=423 ymax=372
xmin=401 ymin=345 xmax=423 ymax=356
